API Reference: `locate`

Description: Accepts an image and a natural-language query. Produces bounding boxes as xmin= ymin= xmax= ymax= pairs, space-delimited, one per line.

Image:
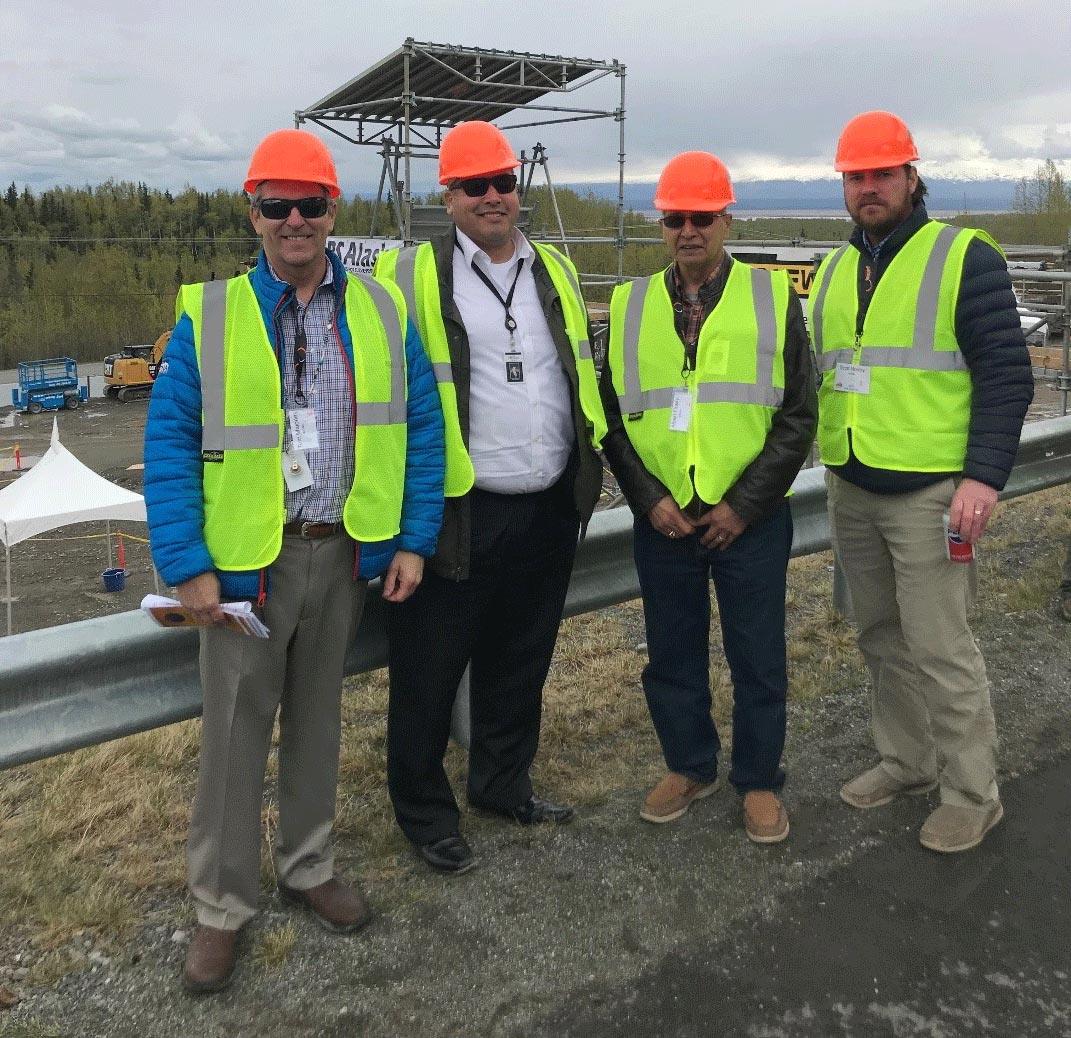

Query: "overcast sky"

xmin=2 ymin=0 xmax=1069 ymax=197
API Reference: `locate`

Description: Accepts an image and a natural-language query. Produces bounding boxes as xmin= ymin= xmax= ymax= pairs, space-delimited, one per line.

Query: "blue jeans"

xmin=633 ymin=502 xmax=792 ymax=792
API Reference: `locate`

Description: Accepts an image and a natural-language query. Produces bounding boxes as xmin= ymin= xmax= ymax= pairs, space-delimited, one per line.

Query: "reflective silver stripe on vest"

xmin=817 ymin=226 xmax=967 ymax=375
xmin=352 ymin=273 xmax=407 ymax=426
xmin=695 ymin=268 xmax=783 ymax=406
xmin=393 ymin=247 xmax=420 ymax=328
xmin=396 ymin=246 xmax=458 ymax=386
xmin=816 ymin=348 xmax=853 ymax=374
xmin=619 ymin=269 xmax=783 ymax=412
xmin=537 ymin=245 xmax=593 ymax=361
xmin=618 ymin=277 xmax=683 ymax=413
xmin=810 ymin=245 xmax=850 ymax=355
xmin=199 ymin=280 xmax=279 ymax=453
xmin=859 ymin=344 xmax=967 ymax=372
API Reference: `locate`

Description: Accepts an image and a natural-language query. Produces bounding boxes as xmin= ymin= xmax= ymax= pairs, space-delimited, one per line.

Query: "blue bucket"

xmin=102 ymin=567 xmax=126 ymax=592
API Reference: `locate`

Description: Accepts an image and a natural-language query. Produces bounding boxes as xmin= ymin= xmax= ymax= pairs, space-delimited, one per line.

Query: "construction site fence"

xmin=2 ymin=415 xmax=1071 ymax=772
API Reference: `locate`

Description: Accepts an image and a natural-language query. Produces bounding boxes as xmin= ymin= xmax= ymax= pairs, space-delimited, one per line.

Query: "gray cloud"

xmin=2 ymin=0 xmax=1069 ymax=193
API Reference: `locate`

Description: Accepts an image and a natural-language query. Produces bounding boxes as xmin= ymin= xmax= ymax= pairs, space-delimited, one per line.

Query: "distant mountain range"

xmin=559 ymin=179 xmax=1018 ymax=213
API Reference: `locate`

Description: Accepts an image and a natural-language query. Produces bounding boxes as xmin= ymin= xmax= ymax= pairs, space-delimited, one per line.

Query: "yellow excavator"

xmin=103 ymin=330 xmax=171 ymax=402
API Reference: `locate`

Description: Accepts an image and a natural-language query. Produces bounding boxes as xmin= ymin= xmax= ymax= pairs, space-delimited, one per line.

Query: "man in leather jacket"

xmin=601 ymin=152 xmax=817 ymax=843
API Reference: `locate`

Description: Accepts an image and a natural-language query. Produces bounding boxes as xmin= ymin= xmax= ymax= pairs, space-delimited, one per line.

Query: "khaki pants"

xmin=188 ymin=534 xmax=367 ymax=930
xmin=827 ymin=474 xmax=999 ymax=808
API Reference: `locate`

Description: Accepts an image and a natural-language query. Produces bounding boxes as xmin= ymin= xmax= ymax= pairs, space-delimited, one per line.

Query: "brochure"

xmin=140 ymin=594 xmax=270 ymax=639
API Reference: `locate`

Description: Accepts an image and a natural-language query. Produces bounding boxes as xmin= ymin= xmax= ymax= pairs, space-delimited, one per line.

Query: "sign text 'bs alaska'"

xmin=328 ymin=237 xmax=402 ymax=275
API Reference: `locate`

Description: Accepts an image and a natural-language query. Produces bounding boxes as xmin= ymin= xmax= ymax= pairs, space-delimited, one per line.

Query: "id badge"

xmin=505 ymin=352 xmax=524 ymax=383
xmin=669 ymin=388 xmax=693 ymax=432
xmin=288 ymin=408 xmax=320 ymax=451
xmin=834 ymin=362 xmax=871 ymax=394
xmin=282 ymin=449 xmax=313 ymax=491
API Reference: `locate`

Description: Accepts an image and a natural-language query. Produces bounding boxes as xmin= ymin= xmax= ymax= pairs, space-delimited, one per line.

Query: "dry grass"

xmin=0 ymin=1019 xmax=65 ymax=1038
xmin=1 ymin=485 xmax=1068 ymax=952
xmin=252 ymin=924 xmax=297 ymax=970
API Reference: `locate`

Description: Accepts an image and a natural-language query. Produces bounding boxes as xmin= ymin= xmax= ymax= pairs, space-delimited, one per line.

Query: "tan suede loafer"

xmin=840 ymin=765 xmax=937 ymax=809
xmin=640 ymin=772 xmax=720 ymax=823
xmin=743 ymin=790 xmax=790 ymax=844
xmin=919 ymin=801 xmax=1004 ymax=853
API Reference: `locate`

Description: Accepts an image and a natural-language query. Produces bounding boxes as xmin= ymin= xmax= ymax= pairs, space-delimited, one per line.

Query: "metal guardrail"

xmin=3 ymin=415 xmax=1071 ymax=771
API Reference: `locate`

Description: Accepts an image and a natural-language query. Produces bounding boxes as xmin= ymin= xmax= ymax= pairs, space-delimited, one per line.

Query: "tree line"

xmin=1 ymin=163 xmax=1068 ymax=368
xmin=0 ymin=182 xmax=388 ymax=366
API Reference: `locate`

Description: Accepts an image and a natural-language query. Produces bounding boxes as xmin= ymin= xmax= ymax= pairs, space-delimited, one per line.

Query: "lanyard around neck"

xmin=464 ymin=246 xmax=525 ymax=336
xmin=291 ymin=302 xmax=309 ymax=406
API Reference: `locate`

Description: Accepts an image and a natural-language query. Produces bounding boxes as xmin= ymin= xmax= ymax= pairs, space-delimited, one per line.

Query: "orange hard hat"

xmin=653 ymin=151 xmax=736 ymax=212
xmin=244 ymin=129 xmax=341 ymax=198
xmin=834 ymin=111 xmax=919 ymax=172
xmin=438 ymin=121 xmax=520 ymax=184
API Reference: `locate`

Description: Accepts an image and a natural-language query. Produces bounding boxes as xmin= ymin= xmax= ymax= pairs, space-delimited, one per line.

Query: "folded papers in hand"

xmin=140 ymin=594 xmax=270 ymax=638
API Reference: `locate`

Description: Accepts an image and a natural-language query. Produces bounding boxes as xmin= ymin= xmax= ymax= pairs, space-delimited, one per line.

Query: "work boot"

xmin=640 ymin=773 xmax=719 ymax=823
xmin=182 ymin=925 xmax=239 ymax=995
xmin=743 ymin=790 xmax=790 ymax=844
xmin=919 ymin=801 xmax=1004 ymax=853
xmin=840 ymin=765 xmax=937 ymax=809
xmin=278 ymin=876 xmax=371 ymax=935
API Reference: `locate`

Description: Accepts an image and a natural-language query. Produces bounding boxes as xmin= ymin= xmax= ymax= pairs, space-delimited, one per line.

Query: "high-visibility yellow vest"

xmin=608 ymin=262 xmax=789 ymax=508
xmin=176 ymin=272 xmax=409 ymax=569
xmin=809 ymin=222 xmax=993 ymax=471
xmin=375 ymin=239 xmax=606 ymax=497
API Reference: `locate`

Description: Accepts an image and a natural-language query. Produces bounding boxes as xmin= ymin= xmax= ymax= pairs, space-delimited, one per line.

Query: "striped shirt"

xmin=271 ymin=260 xmax=354 ymax=524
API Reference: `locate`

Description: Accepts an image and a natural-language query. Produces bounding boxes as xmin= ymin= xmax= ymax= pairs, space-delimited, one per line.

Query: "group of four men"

xmin=143 ymin=111 xmax=1031 ymax=993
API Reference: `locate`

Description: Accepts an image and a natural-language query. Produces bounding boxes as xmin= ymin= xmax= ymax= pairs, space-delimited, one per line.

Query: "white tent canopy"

xmin=0 ymin=418 xmax=147 ymax=633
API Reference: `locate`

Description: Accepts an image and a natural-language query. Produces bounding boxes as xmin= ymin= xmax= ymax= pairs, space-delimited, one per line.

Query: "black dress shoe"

xmin=417 ymin=833 xmax=476 ymax=874
xmin=513 ymin=796 xmax=575 ymax=825
xmin=475 ymin=795 xmax=575 ymax=826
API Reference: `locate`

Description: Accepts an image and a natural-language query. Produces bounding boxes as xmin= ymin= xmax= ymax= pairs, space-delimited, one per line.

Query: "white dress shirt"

xmin=452 ymin=228 xmax=574 ymax=493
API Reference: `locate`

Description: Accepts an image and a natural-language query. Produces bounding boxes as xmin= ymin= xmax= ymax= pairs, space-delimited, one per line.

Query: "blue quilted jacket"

xmin=144 ymin=250 xmax=445 ymax=598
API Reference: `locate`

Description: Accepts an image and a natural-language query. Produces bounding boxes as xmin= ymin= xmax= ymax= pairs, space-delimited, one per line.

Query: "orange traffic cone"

xmin=117 ymin=534 xmax=127 ymax=572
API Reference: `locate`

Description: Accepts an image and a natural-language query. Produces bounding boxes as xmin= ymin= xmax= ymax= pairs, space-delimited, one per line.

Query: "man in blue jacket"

xmin=144 ymin=129 xmax=444 ymax=993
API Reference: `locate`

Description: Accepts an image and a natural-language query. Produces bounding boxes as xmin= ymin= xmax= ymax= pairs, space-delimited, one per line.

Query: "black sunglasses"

xmin=451 ymin=173 xmax=518 ymax=198
xmin=660 ymin=211 xmax=723 ymax=229
xmin=256 ymin=196 xmax=330 ymax=220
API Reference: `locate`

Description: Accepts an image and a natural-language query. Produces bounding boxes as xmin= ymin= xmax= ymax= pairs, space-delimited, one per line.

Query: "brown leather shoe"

xmin=743 ymin=790 xmax=790 ymax=844
xmin=278 ymin=876 xmax=371 ymax=934
xmin=183 ymin=924 xmax=239 ymax=995
xmin=640 ymin=772 xmax=719 ymax=823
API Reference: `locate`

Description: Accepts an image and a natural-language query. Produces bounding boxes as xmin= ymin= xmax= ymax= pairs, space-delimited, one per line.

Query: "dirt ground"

xmin=0 ymin=394 xmax=153 ymax=636
xmin=0 ymin=380 xmax=1067 ymax=637
xmin=3 ymin=382 xmax=1071 ymax=1038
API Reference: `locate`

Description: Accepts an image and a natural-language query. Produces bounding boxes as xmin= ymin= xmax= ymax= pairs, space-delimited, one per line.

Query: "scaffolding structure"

xmin=294 ymin=38 xmax=627 ymax=276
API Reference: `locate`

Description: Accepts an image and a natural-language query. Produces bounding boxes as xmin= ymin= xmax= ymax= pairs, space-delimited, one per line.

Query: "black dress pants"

xmin=386 ymin=480 xmax=580 ymax=846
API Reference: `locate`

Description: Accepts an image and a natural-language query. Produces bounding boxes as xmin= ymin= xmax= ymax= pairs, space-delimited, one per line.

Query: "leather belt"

xmin=282 ymin=520 xmax=343 ymax=539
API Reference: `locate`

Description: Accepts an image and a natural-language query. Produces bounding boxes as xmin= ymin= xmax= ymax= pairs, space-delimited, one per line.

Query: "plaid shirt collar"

xmin=671 ymin=255 xmax=729 ymax=350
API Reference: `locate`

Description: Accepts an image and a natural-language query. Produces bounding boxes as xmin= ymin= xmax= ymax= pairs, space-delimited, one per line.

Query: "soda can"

xmin=942 ymin=513 xmax=974 ymax=563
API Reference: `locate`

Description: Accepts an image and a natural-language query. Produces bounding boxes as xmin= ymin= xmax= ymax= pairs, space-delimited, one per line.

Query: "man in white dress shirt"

xmin=375 ymin=121 xmax=607 ymax=873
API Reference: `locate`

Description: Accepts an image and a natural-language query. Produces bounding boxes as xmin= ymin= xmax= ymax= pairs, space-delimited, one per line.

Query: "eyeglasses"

xmin=660 ymin=211 xmax=723 ymax=229
xmin=451 ymin=173 xmax=519 ymax=198
xmin=256 ymin=196 xmax=330 ymax=221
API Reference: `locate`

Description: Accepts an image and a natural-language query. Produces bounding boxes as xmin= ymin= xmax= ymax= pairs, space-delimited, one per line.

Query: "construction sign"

xmin=725 ymin=245 xmax=835 ymax=298
xmin=327 ymin=237 xmax=402 ymax=275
